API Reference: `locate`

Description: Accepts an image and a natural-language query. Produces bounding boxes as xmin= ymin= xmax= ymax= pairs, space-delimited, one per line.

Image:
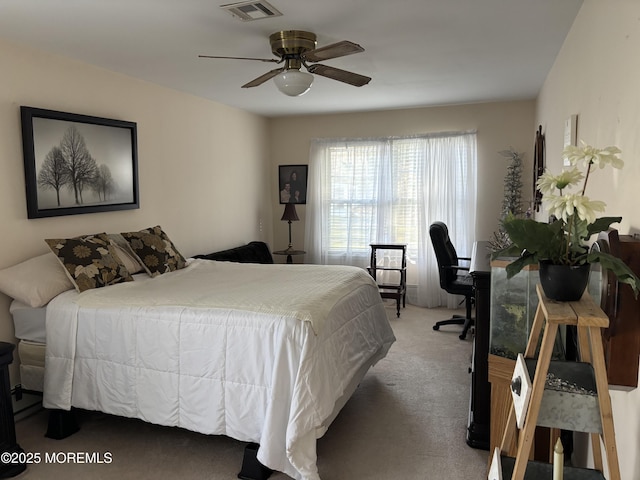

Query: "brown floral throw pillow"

xmin=45 ymin=233 xmax=133 ymax=292
xmin=120 ymin=225 xmax=187 ymax=277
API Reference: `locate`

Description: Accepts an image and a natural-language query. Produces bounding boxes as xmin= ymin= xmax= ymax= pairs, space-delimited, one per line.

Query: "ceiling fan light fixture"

xmin=273 ymin=70 xmax=314 ymax=96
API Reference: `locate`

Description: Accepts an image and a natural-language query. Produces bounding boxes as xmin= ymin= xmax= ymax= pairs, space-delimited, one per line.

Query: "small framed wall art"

xmin=278 ymin=164 xmax=308 ymax=204
xmin=563 ymin=114 xmax=578 ymax=166
xmin=21 ymin=106 xmax=139 ymax=218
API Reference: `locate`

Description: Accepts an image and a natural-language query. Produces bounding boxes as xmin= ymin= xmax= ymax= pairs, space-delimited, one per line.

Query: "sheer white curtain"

xmin=305 ymin=131 xmax=477 ymax=308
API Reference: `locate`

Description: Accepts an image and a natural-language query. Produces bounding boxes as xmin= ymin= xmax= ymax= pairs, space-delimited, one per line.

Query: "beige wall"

xmin=0 ymin=38 xmax=272 ymax=381
xmin=536 ymin=1 xmax=640 ymax=477
xmin=269 ymin=101 xmax=536 ymax=257
xmin=0 ymin=36 xmax=537 ymax=395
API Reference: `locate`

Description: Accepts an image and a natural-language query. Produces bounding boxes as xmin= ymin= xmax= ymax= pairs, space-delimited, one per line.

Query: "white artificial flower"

xmin=546 ymin=193 xmax=606 ymax=224
xmin=563 ymin=142 xmax=623 ymax=169
xmin=537 ymin=168 xmax=583 ymax=195
xmin=574 ymin=196 xmax=606 ymax=224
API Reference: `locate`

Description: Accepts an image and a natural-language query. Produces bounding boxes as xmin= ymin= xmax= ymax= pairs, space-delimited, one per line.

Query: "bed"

xmin=9 ymin=300 xmax=46 ymax=392
xmin=2 ymin=236 xmax=395 ymax=480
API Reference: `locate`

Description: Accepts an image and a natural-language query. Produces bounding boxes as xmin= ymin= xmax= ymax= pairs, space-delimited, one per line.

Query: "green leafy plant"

xmin=493 ymin=142 xmax=640 ymax=297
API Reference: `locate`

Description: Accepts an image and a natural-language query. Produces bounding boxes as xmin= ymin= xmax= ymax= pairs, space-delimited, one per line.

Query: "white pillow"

xmin=0 ymin=253 xmax=75 ymax=307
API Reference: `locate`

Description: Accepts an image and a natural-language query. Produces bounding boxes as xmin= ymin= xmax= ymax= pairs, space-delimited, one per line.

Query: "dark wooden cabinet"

xmin=0 ymin=342 xmax=26 ymax=478
xmin=467 ymin=241 xmax=491 ymax=450
xmin=593 ymin=231 xmax=640 ymax=388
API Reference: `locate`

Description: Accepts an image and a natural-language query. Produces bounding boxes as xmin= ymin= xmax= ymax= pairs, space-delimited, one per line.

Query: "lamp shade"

xmin=281 ymin=203 xmax=299 ymax=221
xmin=273 ymin=70 xmax=313 ymax=97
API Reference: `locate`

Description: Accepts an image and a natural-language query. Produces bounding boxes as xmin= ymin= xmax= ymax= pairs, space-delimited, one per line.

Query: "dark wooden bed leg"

xmin=45 ymin=409 xmax=79 ymax=439
xmin=237 ymin=443 xmax=273 ymax=480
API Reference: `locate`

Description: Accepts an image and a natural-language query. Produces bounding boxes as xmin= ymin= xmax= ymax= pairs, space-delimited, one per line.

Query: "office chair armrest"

xmin=458 ymin=256 xmax=472 ymax=267
xmin=443 ymin=265 xmax=470 ymax=273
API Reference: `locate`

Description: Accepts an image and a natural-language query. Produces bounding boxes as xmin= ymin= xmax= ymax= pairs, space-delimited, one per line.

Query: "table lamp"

xmin=281 ymin=203 xmax=299 ymax=251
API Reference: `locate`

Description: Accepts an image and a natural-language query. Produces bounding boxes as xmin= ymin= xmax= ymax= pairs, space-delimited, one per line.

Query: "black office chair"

xmin=429 ymin=221 xmax=474 ymax=340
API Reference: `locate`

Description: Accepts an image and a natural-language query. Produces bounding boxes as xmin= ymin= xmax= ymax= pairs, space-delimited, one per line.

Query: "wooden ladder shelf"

xmin=491 ymin=284 xmax=620 ymax=480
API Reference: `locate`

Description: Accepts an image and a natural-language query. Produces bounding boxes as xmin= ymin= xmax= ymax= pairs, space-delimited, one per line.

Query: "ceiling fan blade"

xmin=242 ymin=67 xmax=285 ymax=88
xmin=199 ymin=55 xmax=279 ymax=63
xmin=302 ymin=40 xmax=364 ymax=62
xmin=307 ymin=64 xmax=371 ymax=87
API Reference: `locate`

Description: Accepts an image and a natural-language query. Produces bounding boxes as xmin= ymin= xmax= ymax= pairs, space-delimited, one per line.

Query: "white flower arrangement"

xmin=539 ymin=143 xmax=622 ymax=224
xmin=494 ymin=142 xmax=640 ymax=296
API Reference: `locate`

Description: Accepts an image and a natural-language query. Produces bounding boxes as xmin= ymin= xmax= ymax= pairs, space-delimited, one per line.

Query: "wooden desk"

xmin=467 ymin=241 xmax=491 ymax=450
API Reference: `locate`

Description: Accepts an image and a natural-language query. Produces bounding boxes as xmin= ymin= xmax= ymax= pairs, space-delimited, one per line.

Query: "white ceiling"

xmin=0 ymin=0 xmax=583 ymax=118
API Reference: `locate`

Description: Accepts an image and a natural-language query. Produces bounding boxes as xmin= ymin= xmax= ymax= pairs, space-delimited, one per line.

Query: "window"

xmin=305 ymin=131 xmax=477 ymax=307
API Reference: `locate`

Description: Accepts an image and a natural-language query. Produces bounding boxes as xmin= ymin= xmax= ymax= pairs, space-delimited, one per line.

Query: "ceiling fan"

xmin=199 ymin=30 xmax=371 ymax=96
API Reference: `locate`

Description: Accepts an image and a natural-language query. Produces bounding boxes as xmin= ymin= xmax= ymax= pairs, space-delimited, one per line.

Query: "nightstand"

xmin=0 ymin=342 xmax=26 ymax=478
xmin=273 ymin=249 xmax=306 ymax=264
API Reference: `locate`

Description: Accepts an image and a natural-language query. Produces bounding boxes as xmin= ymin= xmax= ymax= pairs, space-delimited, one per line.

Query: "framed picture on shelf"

xmin=278 ymin=164 xmax=308 ymax=204
xmin=21 ymin=106 xmax=139 ymax=219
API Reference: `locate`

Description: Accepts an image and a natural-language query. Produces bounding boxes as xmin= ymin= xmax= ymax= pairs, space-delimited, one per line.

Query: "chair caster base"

xmin=433 ymin=315 xmax=473 ymax=340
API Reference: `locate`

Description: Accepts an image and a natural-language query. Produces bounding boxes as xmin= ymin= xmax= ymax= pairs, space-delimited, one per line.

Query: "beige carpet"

xmin=12 ymin=302 xmax=489 ymax=479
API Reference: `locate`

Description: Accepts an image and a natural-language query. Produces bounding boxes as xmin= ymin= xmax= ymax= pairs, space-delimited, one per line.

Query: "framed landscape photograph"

xmin=21 ymin=106 xmax=139 ymax=218
xmin=278 ymin=164 xmax=308 ymax=204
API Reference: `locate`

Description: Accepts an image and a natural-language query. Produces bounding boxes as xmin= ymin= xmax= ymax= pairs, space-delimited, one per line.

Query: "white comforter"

xmin=44 ymin=259 xmax=395 ymax=480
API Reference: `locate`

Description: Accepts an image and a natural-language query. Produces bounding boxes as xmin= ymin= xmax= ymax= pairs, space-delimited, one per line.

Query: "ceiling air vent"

xmin=220 ymin=1 xmax=283 ymax=21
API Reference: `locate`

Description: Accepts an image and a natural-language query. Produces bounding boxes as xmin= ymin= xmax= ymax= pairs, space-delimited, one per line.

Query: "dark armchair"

xmin=429 ymin=221 xmax=474 ymax=340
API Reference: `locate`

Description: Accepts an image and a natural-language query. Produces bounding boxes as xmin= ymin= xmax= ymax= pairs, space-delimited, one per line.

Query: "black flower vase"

xmin=539 ymin=261 xmax=591 ymax=301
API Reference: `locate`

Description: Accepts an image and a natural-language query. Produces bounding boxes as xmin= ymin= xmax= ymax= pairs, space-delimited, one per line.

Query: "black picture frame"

xmin=20 ymin=106 xmax=139 ymax=219
xmin=278 ymin=164 xmax=308 ymax=204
